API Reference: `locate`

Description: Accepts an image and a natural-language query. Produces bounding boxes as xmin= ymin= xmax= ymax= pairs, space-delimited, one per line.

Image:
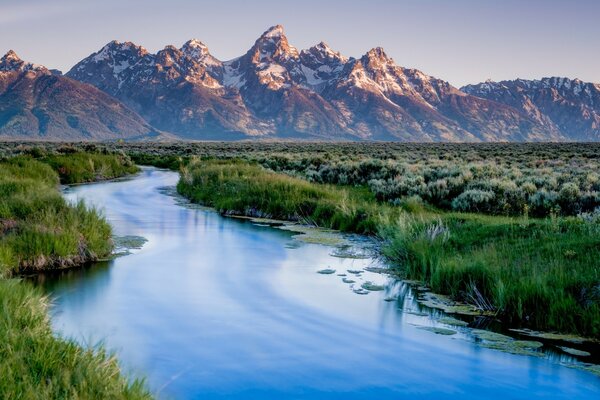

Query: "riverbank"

xmin=178 ymin=159 xmax=600 ymax=338
xmin=0 ymin=154 xmax=150 ymax=398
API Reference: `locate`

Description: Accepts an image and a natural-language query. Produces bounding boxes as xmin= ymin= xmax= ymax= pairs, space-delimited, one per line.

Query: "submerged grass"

xmin=178 ymin=159 xmax=600 ymax=338
xmin=0 ymin=155 xmax=151 ymax=398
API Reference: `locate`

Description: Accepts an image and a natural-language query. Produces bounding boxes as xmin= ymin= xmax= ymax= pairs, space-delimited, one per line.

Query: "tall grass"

xmin=42 ymin=152 xmax=139 ymax=184
xmin=0 ymin=280 xmax=150 ymax=399
xmin=178 ymin=159 xmax=390 ymax=234
xmin=0 ymin=155 xmax=151 ymax=398
xmin=178 ymin=159 xmax=600 ymax=337
xmin=0 ymin=157 xmax=112 ymax=275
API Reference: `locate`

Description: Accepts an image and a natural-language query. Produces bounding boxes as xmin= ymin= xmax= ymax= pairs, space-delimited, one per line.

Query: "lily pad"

xmin=317 ymin=269 xmax=336 ymax=275
xmin=353 ymin=288 xmax=370 ymax=295
xmin=438 ymin=317 xmax=469 ymax=327
xmin=472 ymin=329 xmax=513 ymax=343
xmin=347 ymin=269 xmax=363 ymax=275
xmin=342 ymin=278 xmax=356 ymax=284
xmin=361 ymin=282 xmax=385 ymax=291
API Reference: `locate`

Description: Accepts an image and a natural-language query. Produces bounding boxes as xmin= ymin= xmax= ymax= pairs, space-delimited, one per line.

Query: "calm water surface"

xmin=35 ymin=168 xmax=599 ymax=399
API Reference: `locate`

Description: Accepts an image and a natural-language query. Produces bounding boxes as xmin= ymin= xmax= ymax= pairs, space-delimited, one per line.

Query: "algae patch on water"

xmin=437 ymin=317 xmax=469 ymax=327
xmin=471 ymin=329 xmax=544 ymax=357
xmin=559 ymin=347 xmax=591 ymax=357
xmin=111 ymin=235 xmax=148 ymax=257
xmin=278 ymin=224 xmax=349 ymax=247
xmin=417 ymin=326 xmax=457 ymax=336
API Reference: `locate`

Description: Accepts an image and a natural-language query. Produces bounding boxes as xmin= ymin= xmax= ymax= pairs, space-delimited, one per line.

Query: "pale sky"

xmin=1 ymin=0 xmax=598 ymax=87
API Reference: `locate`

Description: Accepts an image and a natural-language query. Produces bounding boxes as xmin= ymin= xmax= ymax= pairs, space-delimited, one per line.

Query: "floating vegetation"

xmin=384 ymin=297 xmax=397 ymax=302
xmin=279 ymin=224 xmax=348 ymax=247
xmin=404 ymin=310 xmax=429 ymax=317
xmin=363 ymin=266 xmax=390 ymax=274
xmin=347 ymin=269 xmax=363 ymax=275
xmin=417 ymin=326 xmax=457 ymax=336
xmin=337 ymin=273 xmax=347 ymax=277
xmin=559 ymin=347 xmax=591 ymax=357
xmin=437 ymin=317 xmax=469 ymax=327
xmin=508 ymin=329 xmax=596 ymax=345
xmin=571 ymin=363 xmax=600 ymax=377
xmin=472 ymin=329 xmax=513 ymax=342
xmin=472 ymin=329 xmax=544 ymax=357
xmin=353 ymin=288 xmax=370 ymax=295
xmin=330 ymin=246 xmax=371 ymax=259
xmin=317 ymin=269 xmax=336 ymax=275
xmin=342 ymin=278 xmax=356 ymax=284
xmin=111 ymin=235 xmax=148 ymax=257
xmin=361 ymin=282 xmax=385 ymax=291
xmin=417 ymin=292 xmax=491 ymax=316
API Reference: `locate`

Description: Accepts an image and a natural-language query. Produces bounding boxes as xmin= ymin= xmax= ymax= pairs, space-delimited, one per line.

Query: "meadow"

xmin=0 ymin=151 xmax=150 ymax=399
xmin=2 ymin=142 xmax=599 ymax=337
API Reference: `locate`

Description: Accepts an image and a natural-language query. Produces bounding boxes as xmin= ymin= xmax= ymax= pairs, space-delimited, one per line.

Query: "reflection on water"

xmin=33 ymin=168 xmax=600 ymax=399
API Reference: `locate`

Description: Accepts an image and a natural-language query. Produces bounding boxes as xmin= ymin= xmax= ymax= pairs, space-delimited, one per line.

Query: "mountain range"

xmin=1 ymin=25 xmax=599 ymax=141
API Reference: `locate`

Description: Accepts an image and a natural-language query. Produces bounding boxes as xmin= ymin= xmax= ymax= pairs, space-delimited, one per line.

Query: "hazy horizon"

xmin=1 ymin=0 xmax=599 ymax=87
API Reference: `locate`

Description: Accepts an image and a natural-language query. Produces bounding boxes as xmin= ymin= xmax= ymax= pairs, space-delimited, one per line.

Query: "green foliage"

xmin=0 ymin=280 xmax=151 ymax=399
xmin=42 ymin=153 xmax=139 ymax=184
xmin=0 ymin=154 xmax=151 ymax=398
xmin=178 ymin=159 xmax=389 ymax=234
xmin=0 ymin=158 xmax=112 ymax=274
xmin=380 ymin=214 xmax=600 ymax=336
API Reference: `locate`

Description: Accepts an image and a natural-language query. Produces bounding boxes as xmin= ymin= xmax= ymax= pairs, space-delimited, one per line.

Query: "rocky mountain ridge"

xmin=1 ymin=25 xmax=598 ymax=141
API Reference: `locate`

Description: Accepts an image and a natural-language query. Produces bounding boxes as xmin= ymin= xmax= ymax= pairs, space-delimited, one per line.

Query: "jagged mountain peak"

xmin=262 ymin=24 xmax=285 ymax=39
xmin=2 ymin=50 xmax=20 ymax=61
xmin=0 ymin=50 xmax=47 ymax=73
xmin=362 ymin=47 xmax=394 ymax=68
xmin=303 ymin=42 xmax=349 ymax=64
xmin=52 ymin=27 xmax=599 ymax=142
xmin=251 ymin=24 xmax=298 ymax=60
xmin=181 ymin=39 xmax=209 ymax=57
xmin=91 ymin=40 xmax=149 ymax=65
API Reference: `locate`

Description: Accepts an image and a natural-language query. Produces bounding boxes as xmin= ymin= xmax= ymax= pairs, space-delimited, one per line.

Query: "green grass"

xmin=0 ymin=157 xmax=112 ymax=275
xmin=42 ymin=152 xmax=139 ymax=184
xmin=178 ymin=159 xmax=392 ymax=234
xmin=0 ymin=280 xmax=150 ymax=399
xmin=178 ymin=159 xmax=600 ymax=337
xmin=0 ymin=155 xmax=151 ymax=399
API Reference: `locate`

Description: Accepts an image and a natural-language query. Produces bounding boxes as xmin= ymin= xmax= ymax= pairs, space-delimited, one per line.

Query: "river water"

xmin=34 ymin=168 xmax=599 ymax=399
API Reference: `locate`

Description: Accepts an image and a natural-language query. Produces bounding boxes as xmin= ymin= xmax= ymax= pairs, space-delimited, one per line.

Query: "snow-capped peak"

xmin=3 ymin=50 xmax=20 ymax=62
xmin=263 ymin=25 xmax=285 ymax=39
xmin=181 ymin=39 xmax=209 ymax=58
xmin=304 ymin=42 xmax=349 ymax=64
xmin=251 ymin=24 xmax=298 ymax=60
xmin=0 ymin=50 xmax=47 ymax=73
xmin=364 ymin=47 xmax=392 ymax=63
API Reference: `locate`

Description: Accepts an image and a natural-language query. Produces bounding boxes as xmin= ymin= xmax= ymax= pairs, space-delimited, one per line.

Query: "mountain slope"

xmin=462 ymin=78 xmax=600 ymax=141
xmin=0 ymin=51 xmax=157 ymax=140
xmin=67 ymin=25 xmax=559 ymax=141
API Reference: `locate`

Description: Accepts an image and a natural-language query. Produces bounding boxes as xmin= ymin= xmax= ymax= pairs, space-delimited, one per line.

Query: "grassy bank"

xmin=178 ymin=159 xmax=600 ymax=338
xmin=0 ymin=155 xmax=150 ymax=398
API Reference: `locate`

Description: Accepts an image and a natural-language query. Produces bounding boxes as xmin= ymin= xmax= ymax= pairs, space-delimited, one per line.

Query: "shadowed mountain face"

xmin=462 ymin=78 xmax=600 ymax=141
xmin=0 ymin=51 xmax=157 ymax=140
xmin=66 ymin=25 xmax=566 ymax=141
